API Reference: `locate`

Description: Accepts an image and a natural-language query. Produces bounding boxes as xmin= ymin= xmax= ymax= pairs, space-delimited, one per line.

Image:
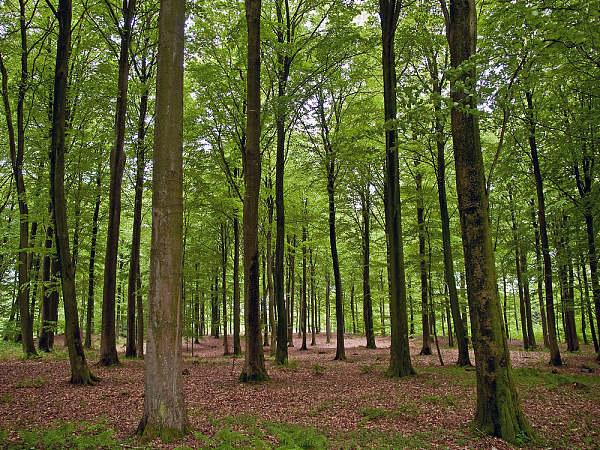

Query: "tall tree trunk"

xmin=85 ymin=169 xmax=101 ymax=349
xmin=581 ymin=257 xmax=599 ymax=352
xmin=300 ymin=223 xmax=308 ymax=351
xmin=443 ymin=0 xmax=531 ymax=441
xmin=325 ymin=271 xmax=331 ymax=344
xmin=49 ymin=0 xmax=97 ymax=384
xmin=435 ymin=114 xmax=470 ymax=364
xmin=100 ymin=0 xmax=137 ymax=366
xmin=360 ymin=187 xmax=376 ymax=349
xmin=525 ymin=90 xmax=562 ymax=365
xmin=327 ymin=160 xmax=345 ymax=360
xmin=0 ymin=51 xmax=35 ymax=357
xmin=509 ymin=190 xmax=529 ymax=350
xmin=520 ymin=250 xmax=536 ymax=348
xmin=416 ymin=165 xmax=432 ymax=356
xmin=240 ymin=0 xmax=267 ymax=381
xmin=233 ymin=214 xmax=241 ymax=355
xmin=137 ymin=0 xmax=187 ymax=435
xmin=126 ymin=84 xmax=148 ymax=358
xmin=310 ymin=248 xmax=317 ymax=347
xmin=379 ymin=0 xmax=414 ymax=377
xmin=39 ymin=217 xmax=56 ymax=352
xmin=287 ymin=235 xmax=295 ymax=346
xmin=221 ymin=224 xmax=230 ymax=355
xmin=530 ymin=200 xmax=548 ymax=347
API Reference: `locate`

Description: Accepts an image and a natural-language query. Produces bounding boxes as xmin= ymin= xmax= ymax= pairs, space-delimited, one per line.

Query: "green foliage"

xmin=514 ymin=368 xmax=600 ymax=393
xmin=14 ymin=376 xmax=46 ymax=389
xmin=11 ymin=422 xmax=117 ymax=449
xmin=311 ymin=364 xmax=325 ymax=376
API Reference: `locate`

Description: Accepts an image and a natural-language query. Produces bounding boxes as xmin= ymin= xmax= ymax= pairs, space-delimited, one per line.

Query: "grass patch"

xmin=421 ymin=394 xmax=457 ymax=408
xmin=15 ymin=376 xmax=46 ymax=389
xmin=514 ymin=367 xmax=600 ymax=393
xmin=0 ymin=340 xmax=23 ymax=361
xmin=309 ymin=400 xmax=334 ymax=416
xmin=0 ymin=393 xmax=12 ymax=403
xmin=420 ymin=365 xmax=476 ymax=387
xmin=6 ymin=421 xmax=118 ymax=449
xmin=278 ymin=359 xmax=299 ymax=371
xmin=332 ymin=428 xmax=432 ymax=449
xmin=360 ymin=364 xmax=377 ymax=374
xmin=194 ymin=416 xmax=328 ymax=449
xmin=312 ymin=364 xmax=325 ymax=376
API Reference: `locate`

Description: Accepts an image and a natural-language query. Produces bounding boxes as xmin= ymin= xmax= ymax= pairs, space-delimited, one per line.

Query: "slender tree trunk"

xmin=325 ymin=271 xmax=331 ymax=344
xmin=0 ymin=52 xmax=36 ymax=357
xmin=416 ymin=166 xmax=432 ymax=356
xmin=300 ymin=224 xmax=308 ymax=351
xmin=240 ymin=0 xmax=267 ymax=381
xmin=435 ymin=122 xmax=470 ymax=364
xmin=233 ymin=215 xmax=241 ymax=355
xmin=288 ymin=235 xmax=295 ymax=346
xmin=444 ymin=0 xmax=531 ymax=441
xmin=137 ymin=0 xmax=187 ymax=435
xmin=581 ymin=257 xmax=599 ymax=352
xmin=530 ymin=200 xmax=548 ymax=347
xmin=100 ymin=0 xmax=137 ymax=366
xmin=85 ymin=171 xmax=101 ymax=349
xmin=310 ymin=248 xmax=317 ymax=347
xmin=379 ymin=0 xmax=413 ymax=377
xmin=509 ymin=190 xmax=529 ymax=350
xmin=39 ymin=218 xmax=56 ymax=352
xmin=221 ymin=224 xmax=230 ymax=355
xmin=49 ymin=0 xmax=97 ymax=384
xmin=126 ymin=84 xmax=148 ymax=357
xmin=526 ymin=90 xmax=562 ymax=365
xmin=360 ymin=188 xmax=376 ymax=349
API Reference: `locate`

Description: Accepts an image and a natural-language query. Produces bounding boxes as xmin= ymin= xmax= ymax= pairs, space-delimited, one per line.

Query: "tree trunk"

xmin=126 ymin=83 xmax=148 ymax=357
xmin=288 ymin=235 xmax=295 ymax=346
xmin=49 ymin=0 xmax=97 ymax=385
xmin=435 ymin=115 xmax=470 ymax=364
xmin=509 ymin=190 xmax=529 ymax=350
xmin=310 ymin=248 xmax=317 ymax=347
xmin=240 ymin=0 xmax=268 ymax=382
xmin=85 ymin=169 xmax=101 ymax=349
xmin=137 ymin=0 xmax=187 ymax=436
xmin=221 ymin=224 xmax=230 ymax=355
xmin=525 ymin=90 xmax=562 ymax=365
xmin=300 ymin=223 xmax=308 ymax=351
xmin=0 ymin=51 xmax=36 ymax=357
xmin=530 ymin=200 xmax=548 ymax=347
xmin=416 ymin=166 xmax=432 ymax=356
xmin=325 ymin=271 xmax=331 ymax=344
xmin=100 ymin=0 xmax=137 ymax=367
xmin=39 ymin=218 xmax=56 ymax=352
xmin=360 ymin=187 xmax=376 ymax=349
xmin=581 ymin=257 xmax=599 ymax=352
xmin=379 ymin=0 xmax=413 ymax=377
xmin=444 ymin=0 xmax=531 ymax=441
xmin=233 ymin=214 xmax=241 ymax=355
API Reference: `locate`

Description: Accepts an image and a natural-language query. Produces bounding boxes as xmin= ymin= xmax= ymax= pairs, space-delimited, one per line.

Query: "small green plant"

xmin=265 ymin=422 xmax=328 ymax=449
xmin=312 ymin=364 xmax=326 ymax=376
xmin=309 ymin=400 xmax=334 ymax=416
xmin=421 ymin=394 xmax=457 ymax=408
xmin=279 ymin=359 xmax=299 ymax=371
xmin=0 ymin=393 xmax=12 ymax=404
xmin=18 ymin=421 xmax=117 ymax=449
xmin=15 ymin=376 xmax=46 ymax=389
xmin=360 ymin=406 xmax=389 ymax=421
xmin=360 ymin=364 xmax=376 ymax=374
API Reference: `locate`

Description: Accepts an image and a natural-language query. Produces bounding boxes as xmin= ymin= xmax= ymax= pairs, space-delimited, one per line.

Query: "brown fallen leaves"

xmin=0 ymin=334 xmax=598 ymax=449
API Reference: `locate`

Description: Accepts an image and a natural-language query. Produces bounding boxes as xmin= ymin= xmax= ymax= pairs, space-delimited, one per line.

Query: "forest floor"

xmin=0 ymin=334 xmax=599 ymax=449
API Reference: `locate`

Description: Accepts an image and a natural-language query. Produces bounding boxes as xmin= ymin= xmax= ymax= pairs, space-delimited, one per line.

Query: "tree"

xmin=441 ymin=0 xmax=532 ymax=442
xmin=99 ymin=0 xmax=137 ymax=367
xmin=379 ymin=0 xmax=414 ymax=377
xmin=240 ymin=0 xmax=268 ymax=383
xmin=137 ymin=0 xmax=188 ymax=438
xmin=48 ymin=0 xmax=98 ymax=385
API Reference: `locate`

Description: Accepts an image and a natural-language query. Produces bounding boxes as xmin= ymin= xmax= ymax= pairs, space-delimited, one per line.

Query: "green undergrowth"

xmin=1 ymin=421 xmax=119 ymax=449
xmin=513 ymin=367 xmax=600 ymax=393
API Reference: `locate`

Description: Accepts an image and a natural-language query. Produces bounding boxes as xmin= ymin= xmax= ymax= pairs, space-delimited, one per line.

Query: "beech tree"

xmin=137 ymin=0 xmax=188 ymax=437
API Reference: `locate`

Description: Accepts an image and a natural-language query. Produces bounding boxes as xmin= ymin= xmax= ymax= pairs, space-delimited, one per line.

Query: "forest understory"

xmin=1 ymin=335 xmax=598 ymax=449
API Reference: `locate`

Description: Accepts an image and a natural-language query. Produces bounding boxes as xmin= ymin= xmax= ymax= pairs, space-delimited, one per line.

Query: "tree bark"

xmin=530 ymin=200 xmax=548 ymax=347
xmin=221 ymin=223 xmax=230 ymax=355
xmin=137 ymin=0 xmax=188 ymax=436
xmin=300 ymin=223 xmax=308 ymax=351
xmin=240 ymin=0 xmax=268 ymax=382
xmin=49 ymin=0 xmax=97 ymax=385
xmin=416 ymin=165 xmax=432 ymax=356
xmin=126 ymin=82 xmax=148 ymax=358
xmin=233 ymin=214 xmax=241 ymax=355
xmin=100 ymin=0 xmax=137 ymax=366
xmin=84 ymin=169 xmax=101 ymax=349
xmin=525 ymin=90 xmax=562 ymax=365
xmin=360 ymin=187 xmax=376 ymax=349
xmin=444 ymin=0 xmax=532 ymax=441
xmin=379 ymin=0 xmax=414 ymax=377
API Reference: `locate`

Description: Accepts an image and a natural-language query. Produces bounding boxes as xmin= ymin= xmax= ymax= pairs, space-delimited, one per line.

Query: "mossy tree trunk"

xmin=442 ymin=0 xmax=532 ymax=442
